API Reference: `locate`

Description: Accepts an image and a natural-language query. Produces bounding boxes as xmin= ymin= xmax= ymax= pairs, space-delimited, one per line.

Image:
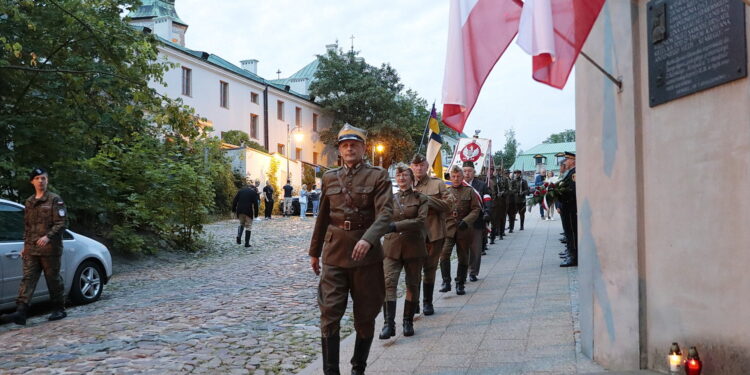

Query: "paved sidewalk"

xmin=301 ymin=213 xmax=614 ymax=375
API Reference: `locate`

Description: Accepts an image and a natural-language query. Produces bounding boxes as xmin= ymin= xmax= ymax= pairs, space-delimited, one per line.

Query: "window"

xmin=313 ymin=113 xmax=319 ymax=132
xmin=181 ymin=67 xmax=192 ymax=96
xmin=220 ymin=81 xmax=229 ymax=108
xmin=250 ymin=114 xmax=259 ymax=139
xmin=277 ymin=100 xmax=284 ymax=120
xmin=251 ymin=92 xmax=259 ymax=104
xmin=0 ymin=203 xmax=24 ymax=241
xmin=295 ymin=107 xmax=301 ymax=126
xmin=278 ymin=143 xmax=285 ymax=155
xmin=313 ymin=152 xmax=318 ymax=165
xmin=295 ymin=148 xmax=302 ymax=160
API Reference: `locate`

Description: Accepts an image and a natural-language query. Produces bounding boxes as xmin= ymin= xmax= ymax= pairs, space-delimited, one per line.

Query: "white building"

xmin=127 ymin=0 xmax=336 ymax=186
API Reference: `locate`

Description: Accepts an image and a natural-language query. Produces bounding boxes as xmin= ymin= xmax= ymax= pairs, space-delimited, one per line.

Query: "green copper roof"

xmin=270 ymin=59 xmax=320 ymax=86
xmin=510 ymin=142 xmax=575 ymax=171
xmin=127 ymin=0 xmax=187 ymax=26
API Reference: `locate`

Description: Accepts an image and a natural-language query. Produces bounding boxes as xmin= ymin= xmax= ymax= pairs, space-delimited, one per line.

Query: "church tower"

xmin=127 ymin=0 xmax=188 ymax=46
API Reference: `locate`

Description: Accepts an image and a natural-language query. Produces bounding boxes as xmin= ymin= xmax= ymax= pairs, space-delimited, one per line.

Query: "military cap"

xmin=410 ymin=153 xmax=427 ymax=164
xmin=29 ymin=167 xmax=47 ymax=180
xmin=337 ymin=123 xmax=367 ymax=144
xmin=564 ymin=151 xmax=576 ymax=159
xmin=513 ymin=169 xmax=522 ymax=173
xmin=462 ymin=161 xmax=475 ymax=169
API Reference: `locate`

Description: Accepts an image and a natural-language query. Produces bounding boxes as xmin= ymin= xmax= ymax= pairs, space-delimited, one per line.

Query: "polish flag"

xmin=516 ymin=0 xmax=606 ymax=89
xmin=442 ymin=0 xmax=523 ymax=133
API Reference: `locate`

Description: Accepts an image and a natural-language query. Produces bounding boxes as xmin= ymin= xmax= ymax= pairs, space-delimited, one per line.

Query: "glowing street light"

xmin=287 ymin=123 xmax=303 ymax=180
xmin=376 ymin=143 xmax=385 ymax=167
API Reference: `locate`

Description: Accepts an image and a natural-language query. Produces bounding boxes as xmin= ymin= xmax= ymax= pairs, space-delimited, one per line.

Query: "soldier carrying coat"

xmin=308 ymin=124 xmax=393 ymax=375
xmin=379 ymin=163 xmax=429 ymax=340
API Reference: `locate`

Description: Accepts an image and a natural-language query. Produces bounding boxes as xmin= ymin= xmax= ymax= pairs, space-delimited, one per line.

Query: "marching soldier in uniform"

xmin=410 ymin=154 xmax=453 ymax=316
xmin=1 ymin=168 xmax=68 ymax=325
xmin=463 ymin=161 xmax=490 ymax=281
xmin=509 ymin=170 xmax=530 ymax=231
xmin=380 ymin=164 xmax=429 ymax=339
xmin=505 ymin=169 xmax=517 ymax=233
xmin=559 ymin=152 xmax=578 ymax=267
xmin=439 ymin=165 xmax=481 ymax=296
xmin=489 ymin=166 xmax=510 ymax=242
xmin=308 ymin=124 xmax=393 ymax=375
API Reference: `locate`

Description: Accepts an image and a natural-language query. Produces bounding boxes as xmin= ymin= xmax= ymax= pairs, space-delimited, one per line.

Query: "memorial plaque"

xmin=647 ymin=0 xmax=746 ymax=107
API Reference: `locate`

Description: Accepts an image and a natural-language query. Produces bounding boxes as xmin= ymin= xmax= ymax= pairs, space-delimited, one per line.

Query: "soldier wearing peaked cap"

xmin=1 ymin=168 xmax=68 ymax=326
xmin=489 ymin=165 xmax=510 ymax=242
xmin=462 ymin=161 xmax=490 ymax=282
xmin=559 ymin=152 xmax=578 ymax=267
xmin=308 ymin=123 xmax=394 ymax=375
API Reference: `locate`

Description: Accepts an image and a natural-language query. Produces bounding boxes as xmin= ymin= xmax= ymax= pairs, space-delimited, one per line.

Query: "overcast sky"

xmin=173 ymin=0 xmax=575 ymax=153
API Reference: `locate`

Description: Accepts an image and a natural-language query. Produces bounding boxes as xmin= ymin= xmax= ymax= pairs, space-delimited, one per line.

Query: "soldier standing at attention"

xmin=1 ymin=168 xmax=68 ymax=325
xmin=438 ymin=165 xmax=481 ymax=296
xmin=308 ymin=124 xmax=393 ymax=375
xmin=410 ymin=153 xmax=453 ymax=316
xmin=489 ymin=166 xmax=510 ymax=243
xmin=379 ymin=163 xmax=428 ymax=339
xmin=509 ymin=170 xmax=530 ymax=231
xmin=505 ymin=169 xmax=517 ymax=233
xmin=559 ymin=152 xmax=578 ymax=267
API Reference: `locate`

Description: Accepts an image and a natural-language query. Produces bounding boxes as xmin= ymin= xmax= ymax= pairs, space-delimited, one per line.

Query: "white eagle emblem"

xmin=459 ymin=143 xmax=482 ymax=162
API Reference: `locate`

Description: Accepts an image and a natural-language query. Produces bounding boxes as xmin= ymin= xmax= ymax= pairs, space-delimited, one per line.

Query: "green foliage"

xmin=266 ymin=157 xmax=281 ymax=214
xmin=222 ymin=130 xmax=250 ymax=146
xmin=302 ymin=164 xmax=316 ymax=189
xmin=493 ymin=129 xmax=521 ymax=169
xmin=309 ymin=48 xmax=433 ymax=166
xmin=0 ymin=0 xmax=234 ymax=253
xmin=543 ymin=129 xmax=576 ymax=144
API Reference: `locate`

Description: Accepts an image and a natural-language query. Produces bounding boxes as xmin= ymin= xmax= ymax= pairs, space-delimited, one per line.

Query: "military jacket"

xmin=24 ymin=191 xmax=67 ymax=256
xmin=444 ymin=185 xmax=481 ymax=238
xmin=308 ymin=162 xmax=393 ymax=268
xmin=491 ymin=176 xmax=510 ymax=201
xmin=413 ymin=176 xmax=453 ymax=242
xmin=509 ymin=178 xmax=530 ymax=204
xmin=383 ymin=189 xmax=428 ymax=259
xmin=558 ymin=167 xmax=577 ymax=210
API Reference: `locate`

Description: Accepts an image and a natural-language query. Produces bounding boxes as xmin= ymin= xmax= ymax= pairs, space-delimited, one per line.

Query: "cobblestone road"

xmin=0 ymin=217 xmax=347 ymax=375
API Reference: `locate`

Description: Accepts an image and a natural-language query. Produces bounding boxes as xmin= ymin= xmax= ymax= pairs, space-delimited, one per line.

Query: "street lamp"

xmin=287 ymin=123 xmax=303 ymax=181
xmin=376 ymin=143 xmax=384 ymax=167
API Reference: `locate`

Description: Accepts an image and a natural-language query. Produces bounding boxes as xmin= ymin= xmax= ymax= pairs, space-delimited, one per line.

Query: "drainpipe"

xmin=263 ymin=84 xmax=269 ymax=151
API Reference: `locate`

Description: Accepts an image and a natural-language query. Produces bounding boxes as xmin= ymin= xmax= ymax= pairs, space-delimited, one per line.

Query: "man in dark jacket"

xmin=232 ymin=181 xmax=259 ymax=247
xmin=463 ymin=161 xmax=491 ymax=282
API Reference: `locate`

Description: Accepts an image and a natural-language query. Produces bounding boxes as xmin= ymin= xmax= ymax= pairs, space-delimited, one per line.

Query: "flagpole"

xmin=416 ymin=102 xmax=436 ymax=155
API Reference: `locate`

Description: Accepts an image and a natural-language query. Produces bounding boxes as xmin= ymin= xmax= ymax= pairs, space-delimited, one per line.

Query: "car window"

xmin=0 ymin=203 xmax=24 ymax=241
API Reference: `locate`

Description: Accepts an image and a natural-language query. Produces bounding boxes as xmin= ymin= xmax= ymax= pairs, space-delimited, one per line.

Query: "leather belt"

xmin=331 ymin=220 xmax=369 ymax=231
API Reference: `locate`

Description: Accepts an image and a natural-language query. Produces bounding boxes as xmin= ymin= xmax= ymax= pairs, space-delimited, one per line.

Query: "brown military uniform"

xmin=439 ymin=184 xmax=481 ymax=286
xmin=489 ymin=174 xmax=510 ymax=239
xmin=413 ymin=176 xmax=454 ymax=286
xmin=308 ymin=162 xmax=393 ymax=339
xmin=18 ymin=191 xmax=67 ymax=307
xmin=383 ymin=189 xmax=428 ymax=303
xmin=509 ymin=177 xmax=530 ymax=231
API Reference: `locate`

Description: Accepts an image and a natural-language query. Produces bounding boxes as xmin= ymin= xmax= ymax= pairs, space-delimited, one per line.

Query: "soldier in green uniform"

xmin=438 ymin=165 xmax=481 ymax=296
xmin=1 ymin=168 xmax=68 ymax=325
xmin=489 ymin=166 xmax=510 ymax=242
xmin=509 ymin=170 xmax=530 ymax=231
xmin=308 ymin=124 xmax=393 ymax=375
xmin=410 ymin=154 xmax=453 ymax=316
xmin=379 ymin=163 xmax=429 ymax=339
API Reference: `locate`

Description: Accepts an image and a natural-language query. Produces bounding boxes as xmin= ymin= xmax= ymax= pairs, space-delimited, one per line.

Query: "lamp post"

xmin=286 ymin=123 xmax=303 ymax=181
xmin=376 ymin=143 xmax=384 ymax=167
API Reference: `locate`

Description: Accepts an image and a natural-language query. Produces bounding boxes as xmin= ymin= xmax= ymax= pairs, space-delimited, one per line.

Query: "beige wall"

xmin=577 ymin=1 xmax=750 ymax=373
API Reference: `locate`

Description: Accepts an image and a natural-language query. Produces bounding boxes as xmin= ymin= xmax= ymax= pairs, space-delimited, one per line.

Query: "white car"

xmin=0 ymin=198 xmax=113 ymax=311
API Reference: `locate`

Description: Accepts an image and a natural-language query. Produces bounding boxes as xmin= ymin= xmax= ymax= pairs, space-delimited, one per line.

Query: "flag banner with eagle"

xmin=425 ymin=105 xmax=444 ymax=179
xmin=449 ymin=136 xmax=492 ymax=176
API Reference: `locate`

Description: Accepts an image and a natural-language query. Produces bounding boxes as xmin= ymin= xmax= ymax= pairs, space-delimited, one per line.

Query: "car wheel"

xmin=69 ymin=260 xmax=104 ymax=305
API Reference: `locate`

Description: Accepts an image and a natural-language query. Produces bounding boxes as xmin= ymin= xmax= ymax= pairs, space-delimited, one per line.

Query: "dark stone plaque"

xmin=647 ymin=0 xmax=747 ymax=107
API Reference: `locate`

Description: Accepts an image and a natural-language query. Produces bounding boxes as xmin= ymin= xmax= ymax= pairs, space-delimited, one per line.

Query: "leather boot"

xmin=438 ymin=260 xmax=451 ymax=293
xmin=402 ymin=300 xmax=415 ymax=337
xmin=378 ymin=301 xmax=396 ymax=339
xmin=456 ymin=265 xmax=468 ymax=295
xmin=244 ymin=231 xmax=252 ymax=247
xmin=48 ymin=309 xmax=67 ymax=321
xmin=236 ymin=225 xmax=243 ymax=244
xmin=350 ymin=336 xmax=373 ymax=375
xmin=322 ymin=335 xmax=341 ymax=375
xmin=0 ymin=303 xmax=28 ymax=326
xmin=560 ymin=256 xmax=578 ymax=267
xmin=422 ymin=282 xmax=435 ymax=316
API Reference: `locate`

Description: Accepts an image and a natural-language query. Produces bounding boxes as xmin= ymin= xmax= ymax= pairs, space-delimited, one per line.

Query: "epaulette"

xmin=323 ymin=168 xmax=341 ymax=175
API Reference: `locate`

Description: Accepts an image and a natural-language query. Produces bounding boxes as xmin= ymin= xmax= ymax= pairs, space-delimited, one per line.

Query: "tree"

xmin=493 ymin=129 xmax=521 ymax=169
xmin=309 ymin=47 xmax=431 ymax=166
xmin=0 ymin=0 xmax=235 ymax=253
xmin=222 ymin=130 xmax=250 ymax=146
xmin=543 ymin=129 xmax=576 ymax=143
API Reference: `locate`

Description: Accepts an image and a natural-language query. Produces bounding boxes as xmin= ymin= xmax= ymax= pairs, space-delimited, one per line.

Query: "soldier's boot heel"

xmin=438 ymin=260 xmax=451 ymax=292
xmin=456 ymin=265 xmax=468 ymax=295
xmin=422 ymin=283 xmax=434 ymax=316
xmin=402 ymin=300 xmax=415 ymax=337
xmin=322 ymin=335 xmax=341 ymax=375
xmin=244 ymin=231 xmax=252 ymax=248
xmin=1 ymin=304 xmax=28 ymax=326
xmin=378 ymin=301 xmax=396 ymax=339
xmin=350 ymin=336 xmax=373 ymax=375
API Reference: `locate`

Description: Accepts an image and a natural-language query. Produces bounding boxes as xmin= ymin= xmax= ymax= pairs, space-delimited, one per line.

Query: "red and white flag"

xmin=442 ymin=0 xmax=523 ymax=133
xmin=517 ymin=0 xmax=606 ymax=89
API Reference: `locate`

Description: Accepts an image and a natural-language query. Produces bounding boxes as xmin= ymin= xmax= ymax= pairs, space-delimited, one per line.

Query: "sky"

xmin=172 ymin=0 xmax=576 ymax=153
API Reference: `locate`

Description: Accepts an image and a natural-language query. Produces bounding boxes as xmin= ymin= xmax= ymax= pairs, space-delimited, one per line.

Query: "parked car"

xmin=278 ymin=197 xmax=314 ymax=216
xmin=0 ymin=199 xmax=113 ymax=311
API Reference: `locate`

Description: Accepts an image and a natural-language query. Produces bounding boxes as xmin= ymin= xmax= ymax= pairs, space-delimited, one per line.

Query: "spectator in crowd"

xmin=231 ymin=181 xmax=259 ymax=247
xmin=545 ymin=171 xmax=558 ymax=221
xmin=535 ymin=170 xmax=546 ymax=220
xmin=299 ymin=184 xmax=309 ymax=218
xmin=283 ymin=180 xmax=294 ymax=217
xmin=310 ymin=184 xmax=321 ymax=217
xmin=262 ymin=181 xmax=274 ymax=219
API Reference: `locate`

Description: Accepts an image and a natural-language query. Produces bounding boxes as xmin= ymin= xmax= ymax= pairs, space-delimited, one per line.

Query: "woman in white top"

xmin=299 ymin=184 xmax=308 ymax=218
xmin=545 ymin=171 xmax=558 ymax=220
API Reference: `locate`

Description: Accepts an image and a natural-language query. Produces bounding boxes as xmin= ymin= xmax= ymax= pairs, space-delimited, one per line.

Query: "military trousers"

xmin=493 ymin=200 xmax=507 ymax=237
xmin=439 ymin=230 xmax=471 ymax=267
xmin=507 ymin=202 xmax=517 ymax=230
xmin=318 ymin=262 xmax=385 ymax=339
xmin=422 ymin=238 xmax=445 ymax=284
xmin=469 ymin=228 xmax=483 ymax=277
xmin=17 ymin=254 xmax=65 ymax=307
xmin=518 ymin=202 xmax=526 ymax=228
xmin=384 ymin=256 xmax=424 ymax=303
